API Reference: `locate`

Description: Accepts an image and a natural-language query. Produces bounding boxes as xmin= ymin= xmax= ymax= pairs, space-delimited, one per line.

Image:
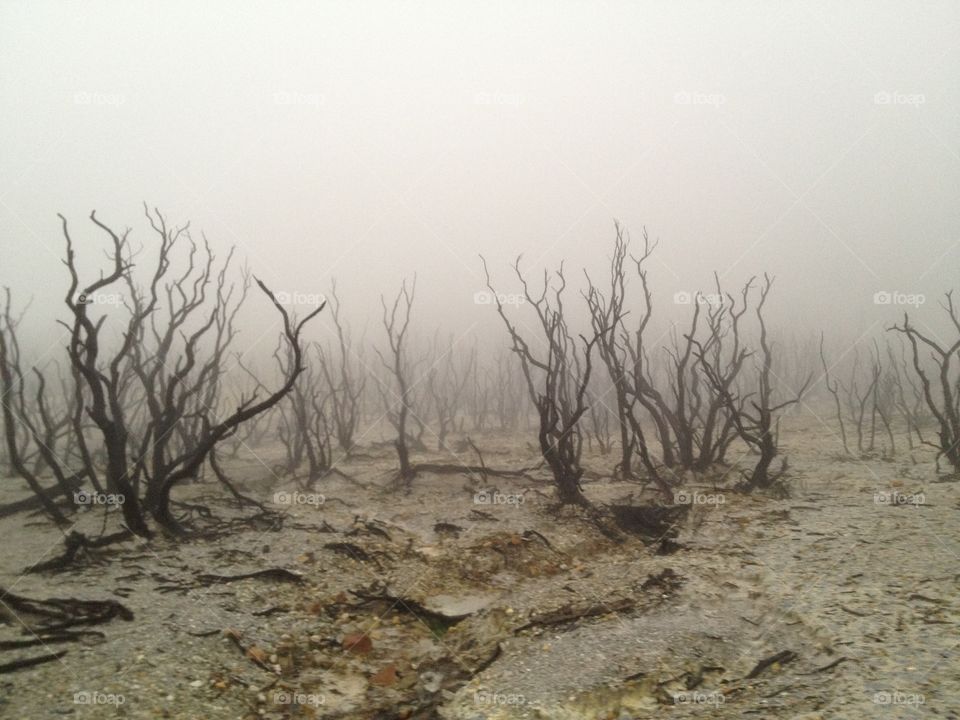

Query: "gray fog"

xmin=1 ymin=0 xmax=958 ymax=347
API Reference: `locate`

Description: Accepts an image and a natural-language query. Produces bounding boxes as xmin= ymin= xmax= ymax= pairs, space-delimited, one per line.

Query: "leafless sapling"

xmin=376 ymin=278 xmax=418 ymax=486
xmin=482 ymin=257 xmax=600 ymax=506
xmin=695 ymin=275 xmax=810 ymax=491
xmin=889 ymin=291 xmax=960 ymax=471
xmin=319 ymin=281 xmax=366 ymax=455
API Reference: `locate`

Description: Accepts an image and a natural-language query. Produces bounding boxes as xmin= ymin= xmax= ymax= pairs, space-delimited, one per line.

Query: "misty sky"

xmin=1 ymin=1 xmax=958 ymax=353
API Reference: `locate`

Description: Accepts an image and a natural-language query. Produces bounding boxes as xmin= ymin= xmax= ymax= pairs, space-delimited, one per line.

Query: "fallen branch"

xmin=195 ymin=568 xmax=304 ymax=585
xmin=521 ymin=529 xmax=560 ymax=553
xmin=223 ymin=629 xmax=276 ymax=674
xmin=802 ymin=657 xmax=850 ymax=674
xmin=209 ymin=449 xmax=267 ymax=511
xmin=744 ymin=650 xmax=797 ymax=679
xmin=513 ymin=598 xmax=634 ymax=633
xmin=0 ymin=650 xmax=68 ymax=673
xmin=412 ymin=462 xmax=542 ymax=481
xmin=0 ymin=630 xmax=104 ymax=650
xmin=26 ymin=530 xmax=134 ymax=574
xmin=838 ymin=604 xmax=868 ymax=617
xmin=0 ymin=587 xmax=134 ymax=631
xmin=348 ymin=585 xmax=474 ymax=627
xmin=470 ymin=642 xmax=502 ymax=676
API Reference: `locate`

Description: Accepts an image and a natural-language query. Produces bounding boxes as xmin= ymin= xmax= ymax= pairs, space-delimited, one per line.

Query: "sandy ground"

xmin=0 ymin=413 xmax=957 ymax=720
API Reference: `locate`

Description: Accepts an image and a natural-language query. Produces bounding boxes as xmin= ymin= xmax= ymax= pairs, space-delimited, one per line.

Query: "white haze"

xmin=1 ymin=0 xmax=958 ymax=361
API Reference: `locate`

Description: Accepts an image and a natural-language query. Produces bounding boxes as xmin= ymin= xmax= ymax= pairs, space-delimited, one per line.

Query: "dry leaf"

xmin=246 ymin=646 xmax=269 ymax=663
xmin=341 ymin=633 xmax=373 ymax=654
xmin=370 ymin=664 xmax=398 ymax=687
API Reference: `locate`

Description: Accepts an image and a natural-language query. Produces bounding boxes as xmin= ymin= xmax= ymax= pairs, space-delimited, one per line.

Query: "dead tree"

xmin=482 ymin=257 xmax=600 ymax=506
xmin=27 ymin=361 xmax=75 ymax=478
xmin=58 ymin=208 xmax=322 ymax=535
xmin=464 ymin=345 xmax=491 ymax=432
xmin=821 ymin=340 xmax=896 ymax=458
xmin=583 ymin=226 xmax=639 ymax=476
xmin=584 ymin=238 xmax=743 ymax=485
xmin=872 ymin=341 xmax=898 ymax=455
xmin=376 ymin=278 xmax=417 ymax=486
xmin=426 ymin=334 xmax=473 ymax=451
xmin=491 ymin=349 xmax=524 ymax=431
xmin=0 ymin=291 xmax=73 ymax=524
xmin=319 ymin=281 xmax=366 ymax=455
xmin=886 ymin=335 xmax=928 ymax=451
xmin=223 ymin=356 xmax=277 ymax=458
xmin=280 ymin=342 xmax=334 ymax=485
xmin=779 ymin=332 xmax=820 ymax=416
xmin=585 ymin=384 xmax=613 ymax=455
xmin=0 ymin=296 xmax=37 ymax=475
xmin=613 ymin=253 xmax=739 ymax=475
xmin=583 ymin=225 xmax=670 ymax=496
xmin=695 ymin=275 xmax=810 ymax=491
xmin=890 ymin=292 xmax=960 ymax=470
xmin=846 ymin=347 xmax=882 ymax=456
xmin=686 ymin=279 xmax=759 ymax=469
xmin=819 ymin=333 xmax=851 ymax=455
